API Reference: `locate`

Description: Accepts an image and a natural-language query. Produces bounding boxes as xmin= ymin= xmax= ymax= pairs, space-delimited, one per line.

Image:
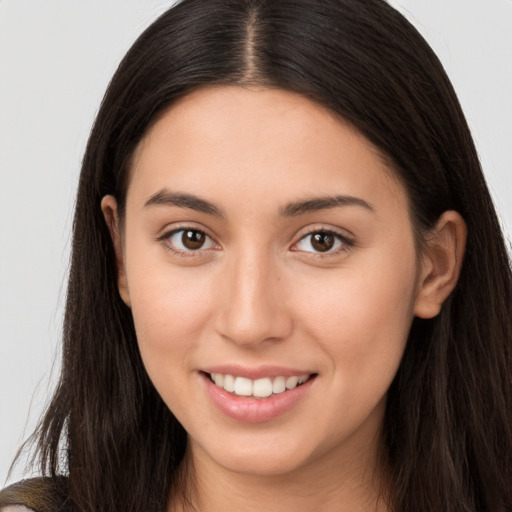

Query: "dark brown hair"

xmin=11 ymin=1 xmax=512 ymax=511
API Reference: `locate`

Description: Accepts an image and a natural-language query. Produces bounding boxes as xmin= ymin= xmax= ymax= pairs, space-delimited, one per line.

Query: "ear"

xmin=101 ymin=195 xmax=131 ymax=307
xmin=414 ymin=210 xmax=467 ymax=319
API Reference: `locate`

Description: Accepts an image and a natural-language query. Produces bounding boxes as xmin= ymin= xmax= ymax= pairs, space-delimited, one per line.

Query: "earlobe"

xmin=414 ymin=210 xmax=467 ymax=319
xmin=101 ymin=195 xmax=131 ymax=307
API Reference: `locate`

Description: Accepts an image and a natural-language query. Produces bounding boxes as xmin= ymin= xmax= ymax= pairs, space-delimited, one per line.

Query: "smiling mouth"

xmin=205 ymin=372 xmax=316 ymax=398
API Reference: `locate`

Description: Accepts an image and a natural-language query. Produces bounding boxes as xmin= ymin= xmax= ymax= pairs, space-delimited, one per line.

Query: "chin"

xmin=191 ymin=433 xmax=315 ymax=477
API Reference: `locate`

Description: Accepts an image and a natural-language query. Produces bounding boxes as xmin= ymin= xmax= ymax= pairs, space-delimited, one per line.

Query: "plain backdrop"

xmin=1 ymin=0 xmax=511 ymax=485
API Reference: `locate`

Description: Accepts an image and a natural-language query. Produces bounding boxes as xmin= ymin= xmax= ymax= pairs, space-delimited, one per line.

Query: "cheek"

xmin=293 ymin=246 xmax=418 ymax=388
xmin=125 ymin=265 xmax=220 ymax=417
xmin=125 ymin=256 xmax=216 ymax=366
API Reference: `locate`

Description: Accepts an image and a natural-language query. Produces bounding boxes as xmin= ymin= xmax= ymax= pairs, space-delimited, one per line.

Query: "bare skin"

xmin=102 ymin=86 xmax=466 ymax=512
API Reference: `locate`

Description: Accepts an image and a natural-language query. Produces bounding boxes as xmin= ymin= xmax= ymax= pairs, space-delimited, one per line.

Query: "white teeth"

xmin=209 ymin=372 xmax=311 ymax=397
xmin=213 ymin=373 xmax=224 ymax=387
xmin=272 ymin=376 xmax=286 ymax=394
xmin=253 ymin=378 xmax=273 ymax=398
xmin=285 ymin=376 xmax=299 ymax=389
xmin=223 ymin=374 xmax=235 ymax=392
xmin=234 ymin=376 xmax=253 ymax=396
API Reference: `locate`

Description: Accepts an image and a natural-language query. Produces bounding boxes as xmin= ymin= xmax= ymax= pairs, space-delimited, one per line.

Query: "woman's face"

xmin=110 ymin=86 xmax=426 ymax=477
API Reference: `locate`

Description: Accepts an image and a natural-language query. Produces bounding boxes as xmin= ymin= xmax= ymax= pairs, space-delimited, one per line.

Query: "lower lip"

xmin=202 ymin=373 xmax=315 ymax=423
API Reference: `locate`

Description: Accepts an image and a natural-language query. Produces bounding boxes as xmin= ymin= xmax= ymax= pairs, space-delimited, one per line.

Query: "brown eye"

xmin=311 ymin=232 xmax=335 ymax=252
xmin=182 ymin=230 xmax=206 ymax=250
xmin=165 ymin=228 xmax=217 ymax=253
xmin=294 ymin=230 xmax=350 ymax=255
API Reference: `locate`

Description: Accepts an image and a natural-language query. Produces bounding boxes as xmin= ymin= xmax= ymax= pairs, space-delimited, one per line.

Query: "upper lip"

xmin=201 ymin=365 xmax=316 ymax=380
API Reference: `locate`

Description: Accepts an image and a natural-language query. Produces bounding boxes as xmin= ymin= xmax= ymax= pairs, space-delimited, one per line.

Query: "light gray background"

xmin=1 ymin=0 xmax=511 ymax=485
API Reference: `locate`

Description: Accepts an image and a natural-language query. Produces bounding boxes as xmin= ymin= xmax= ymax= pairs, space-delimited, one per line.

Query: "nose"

xmin=214 ymin=248 xmax=293 ymax=347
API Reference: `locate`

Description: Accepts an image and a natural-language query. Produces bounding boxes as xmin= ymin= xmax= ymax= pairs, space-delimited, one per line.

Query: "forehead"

xmin=127 ymin=86 xmax=408 ymax=217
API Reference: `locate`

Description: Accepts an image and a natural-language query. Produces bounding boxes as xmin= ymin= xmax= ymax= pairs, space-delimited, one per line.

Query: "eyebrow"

xmin=280 ymin=195 xmax=374 ymax=217
xmin=144 ymin=189 xmax=374 ymax=218
xmin=144 ymin=189 xmax=225 ymax=217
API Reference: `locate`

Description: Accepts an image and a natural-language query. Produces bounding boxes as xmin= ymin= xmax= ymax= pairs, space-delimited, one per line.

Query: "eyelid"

xmin=290 ymin=224 xmax=355 ymax=255
xmin=155 ymin=222 xmax=354 ymax=258
xmin=291 ymin=223 xmax=355 ymax=243
xmin=156 ymin=221 xmax=218 ymax=241
xmin=156 ymin=223 xmax=221 ymax=256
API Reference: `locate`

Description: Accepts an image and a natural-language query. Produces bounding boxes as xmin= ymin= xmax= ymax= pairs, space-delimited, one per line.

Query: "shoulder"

xmin=0 ymin=477 xmax=70 ymax=512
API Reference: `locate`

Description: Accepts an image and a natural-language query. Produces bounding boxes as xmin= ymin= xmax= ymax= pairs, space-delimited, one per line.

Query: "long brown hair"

xmin=11 ymin=1 xmax=512 ymax=510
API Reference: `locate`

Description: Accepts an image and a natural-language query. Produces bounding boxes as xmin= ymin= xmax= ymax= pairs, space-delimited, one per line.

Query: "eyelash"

xmin=292 ymin=229 xmax=354 ymax=257
xmin=157 ymin=227 xmax=219 ymax=257
xmin=157 ymin=226 xmax=354 ymax=258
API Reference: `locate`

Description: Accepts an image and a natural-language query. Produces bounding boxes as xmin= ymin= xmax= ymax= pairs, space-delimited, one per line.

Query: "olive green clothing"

xmin=0 ymin=477 xmax=70 ymax=512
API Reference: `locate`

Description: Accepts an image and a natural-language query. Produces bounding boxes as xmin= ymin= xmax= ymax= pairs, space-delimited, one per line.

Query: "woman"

xmin=1 ymin=0 xmax=511 ymax=511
